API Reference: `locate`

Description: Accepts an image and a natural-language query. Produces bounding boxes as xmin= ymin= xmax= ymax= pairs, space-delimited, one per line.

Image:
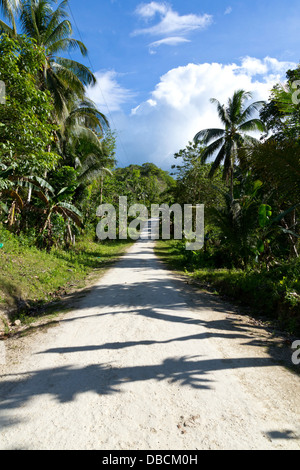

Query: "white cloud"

xmin=224 ymin=6 xmax=232 ymax=15
xmin=135 ymin=1 xmax=168 ymax=19
xmin=98 ymin=58 xmax=296 ymax=170
xmin=132 ymin=1 xmax=212 ymax=51
xmin=86 ymin=70 xmax=134 ymax=113
xmin=149 ymin=36 xmax=190 ymax=54
xmin=240 ymin=56 xmax=296 ymax=77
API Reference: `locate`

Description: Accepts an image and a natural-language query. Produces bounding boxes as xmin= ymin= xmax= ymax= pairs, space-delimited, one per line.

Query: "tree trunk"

xmin=27 ymin=185 xmax=32 ymax=204
xmin=230 ymin=166 xmax=234 ymax=199
xmin=8 ymin=201 xmax=16 ymax=227
xmin=41 ymin=210 xmax=52 ymax=234
xmin=282 ymin=216 xmax=299 ymax=258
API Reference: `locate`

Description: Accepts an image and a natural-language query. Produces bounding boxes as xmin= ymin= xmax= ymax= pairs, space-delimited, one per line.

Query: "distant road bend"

xmin=0 ymin=219 xmax=300 ymax=450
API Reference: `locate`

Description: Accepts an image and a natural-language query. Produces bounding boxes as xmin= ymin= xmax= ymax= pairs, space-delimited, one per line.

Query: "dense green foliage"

xmin=156 ymin=239 xmax=300 ymax=335
xmin=0 ymin=34 xmax=59 ymax=173
xmin=0 ymin=1 xmax=115 ymax=249
xmin=0 ymin=1 xmax=136 ymax=323
xmin=0 ymin=1 xmax=299 ymax=335
xmin=166 ymin=71 xmax=300 ymax=334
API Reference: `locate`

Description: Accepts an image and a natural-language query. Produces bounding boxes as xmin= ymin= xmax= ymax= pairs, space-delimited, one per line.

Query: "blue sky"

xmin=10 ymin=1 xmax=300 ymax=169
xmin=72 ymin=1 xmax=299 ymax=97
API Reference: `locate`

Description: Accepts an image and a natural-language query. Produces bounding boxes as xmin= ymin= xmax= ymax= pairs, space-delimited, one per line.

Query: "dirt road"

xmin=0 ymin=220 xmax=300 ymax=450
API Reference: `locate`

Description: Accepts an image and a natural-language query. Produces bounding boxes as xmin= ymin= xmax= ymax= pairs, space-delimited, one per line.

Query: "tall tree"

xmin=0 ymin=34 xmax=59 ymax=174
xmin=0 ymin=0 xmax=20 ymax=35
xmin=20 ymin=0 xmax=96 ymax=117
xmin=0 ymin=0 xmax=96 ymax=118
xmin=194 ymin=89 xmax=265 ymax=196
xmin=56 ymin=99 xmax=114 ymax=183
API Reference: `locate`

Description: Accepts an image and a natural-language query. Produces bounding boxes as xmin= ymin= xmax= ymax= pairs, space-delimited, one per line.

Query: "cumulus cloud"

xmin=95 ymin=57 xmax=296 ymax=170
xmin=132 ymin=1 xmax=212 ymax=52
xmin=240 ymin=56 xmax=296 ymax=77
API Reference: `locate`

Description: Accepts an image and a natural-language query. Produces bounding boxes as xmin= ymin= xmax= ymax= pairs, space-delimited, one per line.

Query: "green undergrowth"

xmin=0 ymin=227 xmax=132 ymax=325
xmin=155 ymin=239 xmax=300 ymax=336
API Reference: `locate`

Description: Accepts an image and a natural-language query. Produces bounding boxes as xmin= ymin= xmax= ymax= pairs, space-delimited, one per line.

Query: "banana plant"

xmin=0 ymin=166 xmax=82 ymax=240
xmin=257 ymin=202 xmax=300 ymax=259
xmin=0 ymin=165 xmax=54 ymax=225
xmin=40 ymin=186 xmax=83 ymax=240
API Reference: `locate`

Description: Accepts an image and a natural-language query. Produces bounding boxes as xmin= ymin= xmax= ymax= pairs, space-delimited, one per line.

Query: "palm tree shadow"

xmin=0 ymin=354 xmax=273 ymax=429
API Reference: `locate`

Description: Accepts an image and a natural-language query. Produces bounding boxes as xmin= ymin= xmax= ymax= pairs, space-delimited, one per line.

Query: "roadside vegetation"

xmin=161 ymin=78 xmax=300 ymax=336
xmin=0 ymin=1 xmax=174 ymax=331
xmin=0 ymin=1 xmax=299 ymax=337
xmin=156 ymin=239 xmax=300 ymax=336
xmin=0 ymin=227 xmax=131 ymax=334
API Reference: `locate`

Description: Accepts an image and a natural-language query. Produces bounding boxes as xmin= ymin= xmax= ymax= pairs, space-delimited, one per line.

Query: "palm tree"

xmin=56 ymin=98 xmax=113 ymax=174
xmin=194 ymin=89 xmax=265 ymax=196
xmin=0 ymin=0 xmax=96 ymax=118
xmin=0 ymin=0 xmax=20 ymax=36
xmin=21 ymin=0 xmax=96 ymax=117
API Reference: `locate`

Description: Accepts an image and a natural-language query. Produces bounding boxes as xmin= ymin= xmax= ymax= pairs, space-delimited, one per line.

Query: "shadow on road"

xmin=0 ymin=235 xmax=298 ymax=445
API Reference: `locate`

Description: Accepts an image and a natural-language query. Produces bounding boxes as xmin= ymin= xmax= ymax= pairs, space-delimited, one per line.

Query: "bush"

xmin=192 ymin=260 xmax=300 ymax=335
xmin=156 ymin=240 xmax=300 ymax=335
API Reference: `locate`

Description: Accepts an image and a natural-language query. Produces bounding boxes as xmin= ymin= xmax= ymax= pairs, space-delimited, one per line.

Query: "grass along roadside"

xmin=0 ymin=228 xmax=132 ymax=337
xmin=155 ymin=239 xmax=300 ymax=338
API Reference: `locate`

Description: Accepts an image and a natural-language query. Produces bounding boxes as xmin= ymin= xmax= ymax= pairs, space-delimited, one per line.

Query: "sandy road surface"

xmin=0 ymin=220 xmax=300 ymax=450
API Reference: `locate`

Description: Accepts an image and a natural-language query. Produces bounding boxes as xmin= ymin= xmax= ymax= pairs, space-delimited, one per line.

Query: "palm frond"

xmin=210 ymin=98 xmax=231 ymax=127
xmin=78 ymin=162 xmax=112 ymax=183
xmin=51 ymin=61 xmax=86 ymax=97
xmin=20 ymin=0 xmax=51 ymax=42
xmin=239 ymin=100 xmax=265 ymax=124
xmin=0 ymin=0 xmax=20 ymax=16
xmin=55 ymin=56 xmax=96 ymax=87
xmin=227 ymin=90 xmax=252 ymax=123
xmin=66 ymin=102 xmax=109 ymax=133
xmin=0 ymin=18 xmax=15 ymax=35
xmin=44 ymin=65 xmax=74 ymax=118
xmin=208 ymin=144 xmax=226 ymax=178
xmin=44 ymin=19 xmax=73 ymax=49
xmin=238 ymin=118 xmax=266 ymax=133
xmin=47 ymin=37 xmax=87 ymax=56
xmin=194 ymin=128 xmax=224 ymax=144
xmin=42 ymin=0 xmax=70 ymax=44
xmin=69 ymin=123 xmax=102 ymax=149
xmin=0 ymin=0 xmax=20 ymax=34
xmin=200 ymin=137 xmax=224 ymax=164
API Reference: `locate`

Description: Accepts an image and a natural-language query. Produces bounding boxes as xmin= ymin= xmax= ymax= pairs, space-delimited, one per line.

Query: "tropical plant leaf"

xmin=2 ymin=189 xmax=24 ymax=208
xmin=271 ymin=203 xmax=300 ymax=224
xmin=53 ymin=201 xmax=83 ymax=227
